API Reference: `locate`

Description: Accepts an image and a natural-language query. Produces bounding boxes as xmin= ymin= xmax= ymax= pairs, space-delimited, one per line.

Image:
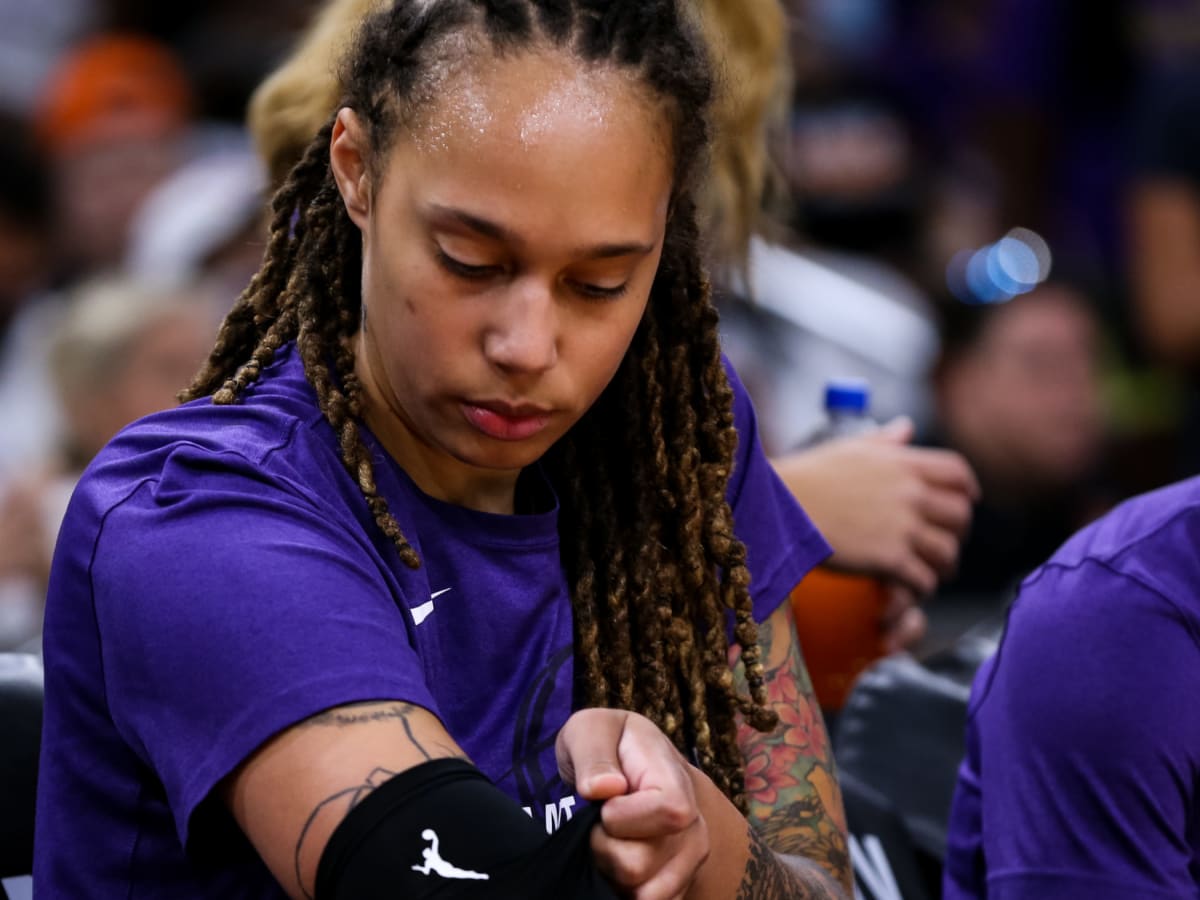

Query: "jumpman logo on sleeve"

xmin=411 ymin=828 xmax=490 ymax=880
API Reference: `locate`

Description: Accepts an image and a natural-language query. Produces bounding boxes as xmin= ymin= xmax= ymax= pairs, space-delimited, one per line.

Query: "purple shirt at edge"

xmin=944 ymin=476 xmax=1200 ymax=899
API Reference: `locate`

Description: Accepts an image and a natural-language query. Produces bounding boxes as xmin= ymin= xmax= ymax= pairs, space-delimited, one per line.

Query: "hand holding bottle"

xmin=775 ymin=379 xmax=979 ymax=710
xmin=775 ymin=416 xmax=979 ymax=595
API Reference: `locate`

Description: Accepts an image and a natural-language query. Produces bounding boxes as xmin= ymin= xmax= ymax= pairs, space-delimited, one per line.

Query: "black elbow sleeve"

xmin=315 ymin=758 xmax=618 ymax=899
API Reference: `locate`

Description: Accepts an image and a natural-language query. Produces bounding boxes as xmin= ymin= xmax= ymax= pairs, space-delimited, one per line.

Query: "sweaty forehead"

xmin=400 ymin=42 xmax=670 ymax=161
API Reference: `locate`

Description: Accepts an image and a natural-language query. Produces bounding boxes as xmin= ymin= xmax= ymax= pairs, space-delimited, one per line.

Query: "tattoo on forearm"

xmin=294 ymin=766 xmax=397 ymax=899
xmin=737 ymin=828 xmax=801 ymax=900
xmin=731 ymin=606 xmax=852 ymax=896
xmin=737 ymin=828 xmax=847 ymax=900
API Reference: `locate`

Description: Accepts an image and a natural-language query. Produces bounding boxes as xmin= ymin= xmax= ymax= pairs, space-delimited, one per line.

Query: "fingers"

xmin=880 ymin=585 xmax=928 ymax=654
xmin=591 ymin=815 xmax=708 ymax=900
xmin=910 ymin=447 xmax=981 ymax=500
xmin=560 ymin=710 xmax=710 ymax=899
xmin=882 ymin=583 xmax=917 ymax=623
xmin=885 ymin=516 xmax=962 ymax=596
xmin=891 ymin=551 xmax=939 ymax=598
xmin=897 ymin=449 xmax=977 ymax=589
xmin=599 ymin=718 xmax=706 ymax=897
xmin=556 ymin=709 xmax=630 ymax=801
xmin=602 ymin=784 xmax=697 ymax=839
xmin=916 ymin=484 xmax=975 ymax=537
xmin=881 ymin=604 xmax=928 ymax=654
xmin=910 ymin=520 xmax=962 ymax=579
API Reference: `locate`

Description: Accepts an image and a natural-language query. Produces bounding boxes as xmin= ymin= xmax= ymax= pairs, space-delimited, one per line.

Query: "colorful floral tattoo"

xmin=730 ymin=602 xmax=852 ymax=895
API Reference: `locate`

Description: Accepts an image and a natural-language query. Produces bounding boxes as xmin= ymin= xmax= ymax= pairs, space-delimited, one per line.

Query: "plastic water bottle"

xmin=790 ymin=377 xmax=890 ymax=713
xmin=814 ymin=378 xmax=877 ymax=441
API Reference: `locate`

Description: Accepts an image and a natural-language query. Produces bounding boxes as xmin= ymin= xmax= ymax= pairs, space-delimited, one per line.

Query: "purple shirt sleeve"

xmin=944 ymin=561 xmax=1200 ymax=899
xmin=88 ymin=448 xmax=437 ymax=850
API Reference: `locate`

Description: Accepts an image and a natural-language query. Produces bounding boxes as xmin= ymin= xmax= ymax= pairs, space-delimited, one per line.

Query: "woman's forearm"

xmin=686 ymin=766 xmax=850 ymax=900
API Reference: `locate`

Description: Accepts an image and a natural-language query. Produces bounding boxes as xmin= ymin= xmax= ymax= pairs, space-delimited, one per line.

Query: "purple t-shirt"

xmin=944 ymin=477 xmax=1200 ymax=900
xmin=34 ymin=344 xmax=830 ymax=898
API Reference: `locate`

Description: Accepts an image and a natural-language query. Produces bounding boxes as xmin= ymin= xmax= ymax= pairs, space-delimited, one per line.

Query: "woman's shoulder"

xmin=77 ymin=346 xmax=342 ymax=519
xmin=1024 ymin=476 xmax=1200 ymax=622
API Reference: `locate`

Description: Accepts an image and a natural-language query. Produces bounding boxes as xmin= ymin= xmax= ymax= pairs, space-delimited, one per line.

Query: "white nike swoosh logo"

xmin=412 ymin=588 xmax=452 ymax=626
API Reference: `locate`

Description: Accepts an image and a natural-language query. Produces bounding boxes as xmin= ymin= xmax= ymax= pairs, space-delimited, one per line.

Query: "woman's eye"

xmin=573 ymin=281 xmax=629 ymax=302
xmin=437 ymin=248 xmax=500 ymax=280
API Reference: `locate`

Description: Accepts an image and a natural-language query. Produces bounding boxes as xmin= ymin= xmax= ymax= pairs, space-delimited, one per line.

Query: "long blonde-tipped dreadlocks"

xmin=183 ymin=0 xmax=778 ymax=812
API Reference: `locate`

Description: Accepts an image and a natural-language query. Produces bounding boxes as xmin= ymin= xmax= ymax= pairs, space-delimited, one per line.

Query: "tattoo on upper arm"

xmin=291 ymin=703 xmax=468 ymax=898
xmin=730 ymin=605 xmax=852 ymax=896
xmin=295 ymin=766 xmax=397 ymax=899
xmin=299 ymin=702 xmax=468 ymax=762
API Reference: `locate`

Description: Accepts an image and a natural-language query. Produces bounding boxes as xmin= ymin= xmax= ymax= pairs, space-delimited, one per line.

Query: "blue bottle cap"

xmin=824 ymin=377 xmax=870 ymax=414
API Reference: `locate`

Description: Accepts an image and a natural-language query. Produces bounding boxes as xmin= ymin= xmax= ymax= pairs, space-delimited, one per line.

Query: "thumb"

xmin=866 ymin=415 xmax=915 ymax=445
xmin=556 ymin=709 xmax=630 ymax=801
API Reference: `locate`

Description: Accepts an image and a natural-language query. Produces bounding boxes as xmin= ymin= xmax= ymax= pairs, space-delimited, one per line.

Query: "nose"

xmin=483 ymin=276 xmax=559 ymax=376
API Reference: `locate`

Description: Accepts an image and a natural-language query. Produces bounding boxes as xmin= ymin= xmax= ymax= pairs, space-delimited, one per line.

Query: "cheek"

xmin=577 ymin=295 xmax=650 ymax=372
xmin=367 ymin=251 xmax=437 ymax=344
xmin=369 ymin=284 xmax=476 ymax=389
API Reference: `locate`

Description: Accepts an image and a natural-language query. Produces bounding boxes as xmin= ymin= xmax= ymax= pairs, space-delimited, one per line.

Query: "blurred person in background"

xmin=694 ymin=0 xmax=978 ymax=662
xmin=716 ymin=3 xmax=944 ymax=450
xmin=0 ymin=0 xmax=92 ymax=113
xmin=0 ymin=113 xmax=62 ymax=475
xmin=809 ymin=0 xmax=1137 ymax=330
xmin=125 ymin=144 xmax=269 ymax=305
xmin=33 ymin=32 xmax=195 ymax=284
xmin=100 ymin=0 xmax=322 ymax=124
xmin=50 ymin=276 xmax=216 ymax=470
xmin=0 ymin=36 xmax=198 ymax=491
xmin=927 ymin=279 xmax=1110 ymax=604
xmin=1128 ymin=61 xmax=1200 ymax=479
xmin=246 ymin=0 xmax=383 ymax=189
xmin=0 ymin=275 xmax=214 ymax=651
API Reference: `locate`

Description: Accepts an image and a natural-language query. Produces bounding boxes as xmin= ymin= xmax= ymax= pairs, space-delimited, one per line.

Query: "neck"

xmin=370 ymin=408 xmax=520 ymax=514
xmin=353 ymin=339 xmax=520 ymax=515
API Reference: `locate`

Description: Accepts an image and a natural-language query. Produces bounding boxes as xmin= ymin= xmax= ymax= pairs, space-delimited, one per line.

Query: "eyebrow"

xmin=426 ymin=204 xmax=656 ymax=260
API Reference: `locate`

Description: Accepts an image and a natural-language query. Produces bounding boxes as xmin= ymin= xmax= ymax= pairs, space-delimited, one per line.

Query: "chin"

xmin=459 ymin=439 xmax=554 ymax=472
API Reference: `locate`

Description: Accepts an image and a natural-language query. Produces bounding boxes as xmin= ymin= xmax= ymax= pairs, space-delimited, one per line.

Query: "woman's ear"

xmin=330 ymin=107 xmax=372 ymax=230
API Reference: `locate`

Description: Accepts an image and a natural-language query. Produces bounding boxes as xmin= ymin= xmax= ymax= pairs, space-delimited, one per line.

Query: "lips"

xmin=461 ymin=401 xmax=552 ymax=441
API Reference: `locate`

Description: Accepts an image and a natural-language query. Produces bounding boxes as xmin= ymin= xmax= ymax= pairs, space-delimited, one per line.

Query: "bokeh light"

xmin=945 ymin=227 xmax=1053 ymax=305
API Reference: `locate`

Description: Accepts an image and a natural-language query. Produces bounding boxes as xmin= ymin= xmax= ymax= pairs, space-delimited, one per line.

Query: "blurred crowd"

xmin=1 ymin=0 xmax=1199 ymax=676
xmin=0 ymin=0 xmax=293 ymax=649
xmin=727 ymin=0 xmax=1200 ymax=653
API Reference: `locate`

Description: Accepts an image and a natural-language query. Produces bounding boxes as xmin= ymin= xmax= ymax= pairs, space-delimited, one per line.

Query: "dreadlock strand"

xmin=292 ymin=186 xmax=424 ymax=574
xmin=556 ymin=436 xmax=609 ymax=706
xmin=647 ymin=228 xmax=756 ymax=801
xmin=663 ymin=340 xmax=726 ymax=780
xmin=622 ymin=339 xmax=674 ymax=738
xmin=185 ymin=123 xmax=338 ymax=402
xmin=590 ymin=446 xmax=635 ymax=709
